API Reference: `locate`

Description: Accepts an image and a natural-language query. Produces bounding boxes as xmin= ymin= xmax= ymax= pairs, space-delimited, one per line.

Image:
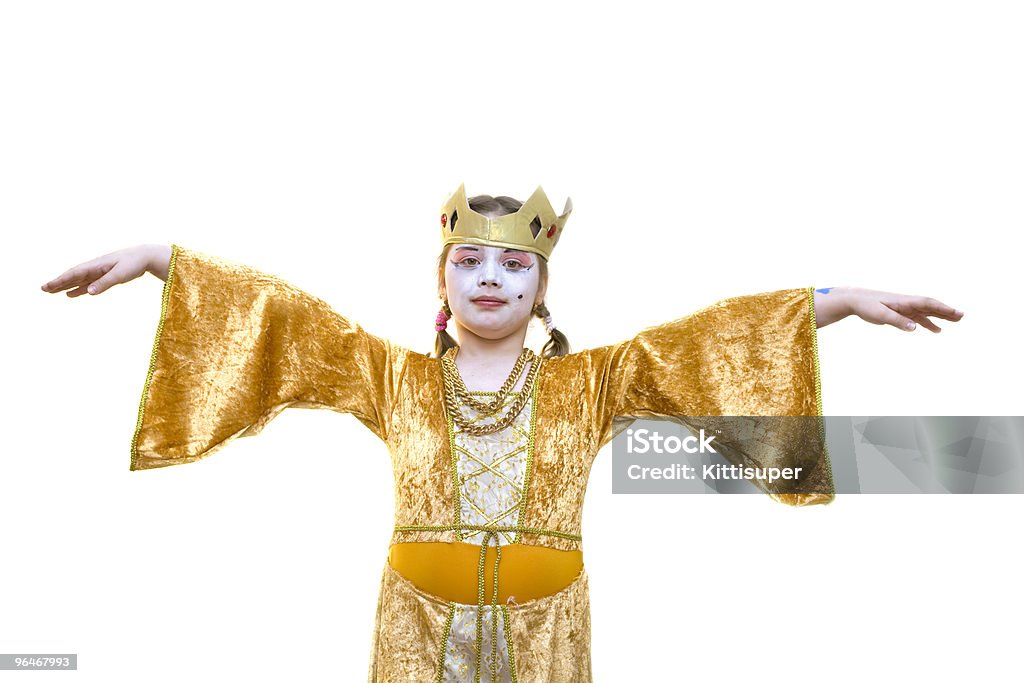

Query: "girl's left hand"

xmin=843 ymin=287 xmax=964 ymax=332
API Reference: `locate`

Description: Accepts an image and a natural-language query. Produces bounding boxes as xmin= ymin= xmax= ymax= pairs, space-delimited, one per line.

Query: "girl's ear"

xmin=535 ymin=279 xmax=547 ymax=305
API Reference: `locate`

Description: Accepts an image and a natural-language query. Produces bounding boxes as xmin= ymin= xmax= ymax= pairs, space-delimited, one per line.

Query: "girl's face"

xmin=442 ymin=244 xmax=545 ymax=340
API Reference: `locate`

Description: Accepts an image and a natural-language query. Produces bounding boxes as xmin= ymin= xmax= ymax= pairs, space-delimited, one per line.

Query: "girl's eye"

xmin=453 ymin=256 xmax=530 ymax=269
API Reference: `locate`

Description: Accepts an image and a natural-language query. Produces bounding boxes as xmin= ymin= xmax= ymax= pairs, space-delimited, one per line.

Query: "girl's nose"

xmin=479 ymin=258 xmax=501 ymax=286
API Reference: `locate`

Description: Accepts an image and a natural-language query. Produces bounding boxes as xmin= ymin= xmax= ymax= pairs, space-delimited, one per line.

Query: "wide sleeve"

xmin=586 ymin=287 xmax=834 ymax=506
xmin=129 ymin=244 xmax=411 ymax=470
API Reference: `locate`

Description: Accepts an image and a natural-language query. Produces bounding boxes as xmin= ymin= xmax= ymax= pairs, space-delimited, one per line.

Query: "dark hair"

xmin=433 ymin=194 xmax=571 ymax=359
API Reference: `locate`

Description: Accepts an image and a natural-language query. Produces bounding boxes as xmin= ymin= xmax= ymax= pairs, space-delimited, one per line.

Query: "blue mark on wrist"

xmin=815 ymin=287 xmax=833 ymax=294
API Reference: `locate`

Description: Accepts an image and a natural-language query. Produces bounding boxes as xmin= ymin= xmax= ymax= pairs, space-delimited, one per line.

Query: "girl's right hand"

xmin=40 ymin=244 xmax=172 ymax=297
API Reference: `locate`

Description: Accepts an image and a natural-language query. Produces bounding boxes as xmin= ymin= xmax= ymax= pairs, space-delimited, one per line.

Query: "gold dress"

xmin=131 ymin=246 xmax=835 ymax=682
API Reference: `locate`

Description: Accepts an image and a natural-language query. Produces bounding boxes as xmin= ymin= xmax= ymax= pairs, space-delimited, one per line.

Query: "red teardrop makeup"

xmin=444 ymin=245 xmax=542 ymax=339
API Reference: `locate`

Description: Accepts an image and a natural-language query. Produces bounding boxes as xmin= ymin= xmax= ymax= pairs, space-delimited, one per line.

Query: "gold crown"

xmin=439 ymin=183 xmax=573 ymax=261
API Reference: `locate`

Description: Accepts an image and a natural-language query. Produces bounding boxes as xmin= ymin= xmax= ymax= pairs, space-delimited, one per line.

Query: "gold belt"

xmin=393 ymin=523 xmax=583 ymax=683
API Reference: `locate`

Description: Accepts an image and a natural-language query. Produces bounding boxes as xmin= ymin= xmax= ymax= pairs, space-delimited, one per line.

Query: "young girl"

xmin=41 ymin=183 xmax=963 ymax=682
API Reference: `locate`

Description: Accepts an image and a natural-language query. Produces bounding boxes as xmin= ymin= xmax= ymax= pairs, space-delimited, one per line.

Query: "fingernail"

xmin=906 ymin=322 xmax=916 ymax=330
xmin=88 ymin=285 xmax=96 ymax=294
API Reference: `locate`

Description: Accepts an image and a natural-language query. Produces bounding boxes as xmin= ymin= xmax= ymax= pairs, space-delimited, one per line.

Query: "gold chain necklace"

xmin=441 ymin=346 xmax=535 ymax=414
xmin=441 ymin=347 xmax=542 ymax=436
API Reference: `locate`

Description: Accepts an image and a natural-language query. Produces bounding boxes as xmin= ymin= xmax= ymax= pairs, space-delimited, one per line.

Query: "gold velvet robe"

xmin=131 ymin=246 xmax=834 ymax=682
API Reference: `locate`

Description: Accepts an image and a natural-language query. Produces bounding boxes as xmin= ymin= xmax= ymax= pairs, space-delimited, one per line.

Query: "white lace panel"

xmin=451 ymin=392 xmax=534 ymax=546
xmin=441 ymin=604 xmax=512 ymax=683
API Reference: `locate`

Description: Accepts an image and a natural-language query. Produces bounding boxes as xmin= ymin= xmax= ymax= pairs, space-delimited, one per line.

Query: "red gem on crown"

xmin=546 ymin=224 xmax=557 ymax=238
xmin=441 ymin=213 xmax=447 ymax=227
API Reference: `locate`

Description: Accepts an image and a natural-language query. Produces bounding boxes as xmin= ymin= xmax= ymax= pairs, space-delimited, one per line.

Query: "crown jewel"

xmin=439 ymin=183 xmax=573 ymax=261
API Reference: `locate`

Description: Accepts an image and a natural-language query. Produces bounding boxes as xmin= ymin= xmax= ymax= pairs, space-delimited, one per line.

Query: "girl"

xmin=41 ymin=183 xmax=963 ymax=682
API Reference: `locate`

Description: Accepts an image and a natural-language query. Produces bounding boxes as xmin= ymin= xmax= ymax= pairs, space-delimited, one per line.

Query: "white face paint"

xmin=443 ymin=244 xmax=544 ymax=340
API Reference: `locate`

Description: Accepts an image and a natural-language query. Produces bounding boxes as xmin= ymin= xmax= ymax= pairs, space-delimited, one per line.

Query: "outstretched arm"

xmin=813 ymin=286 xmax=964 ymax=331
xmin=587 ymin=287 xmax=834 ymax=506
xmin=126 ymin=245 xmax=410 ymax=469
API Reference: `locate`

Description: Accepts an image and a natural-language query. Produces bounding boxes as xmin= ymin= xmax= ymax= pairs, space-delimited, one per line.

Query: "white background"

xmin=3 ymin=1 xmax=1022 ymax=681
